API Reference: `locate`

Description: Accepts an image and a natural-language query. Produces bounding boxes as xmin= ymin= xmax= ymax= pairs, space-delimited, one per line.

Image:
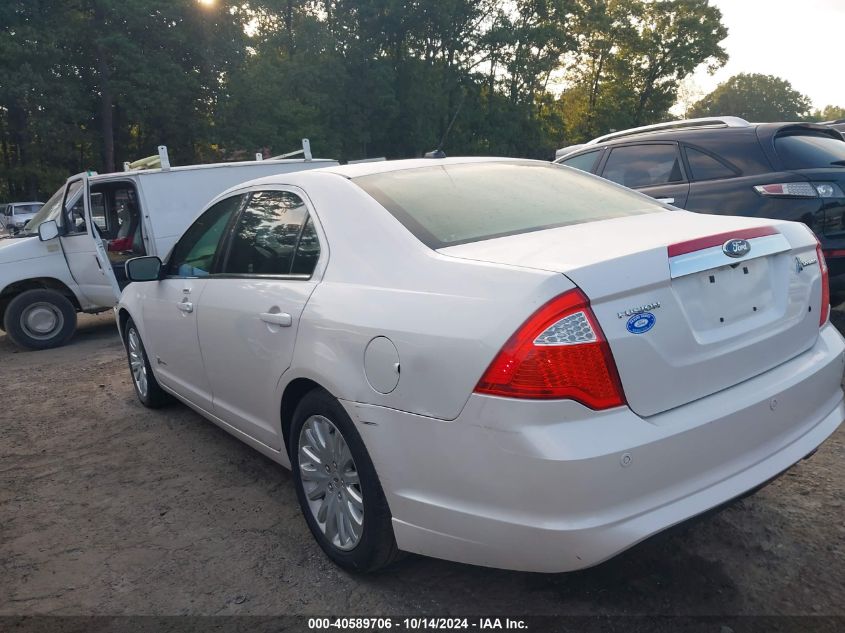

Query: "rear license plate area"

xmin=672 ymin=257 xmax=774 ymax=331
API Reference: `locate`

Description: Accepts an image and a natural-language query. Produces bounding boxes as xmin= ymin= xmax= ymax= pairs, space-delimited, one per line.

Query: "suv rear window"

xmin=775 ymin=133 xmax=845 ymax=169
xmin=353 ymin=161 xmax=662 ymax=248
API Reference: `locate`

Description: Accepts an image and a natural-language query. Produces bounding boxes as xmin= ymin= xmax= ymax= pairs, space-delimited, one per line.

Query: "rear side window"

xmin=684 ymin=147 xmax=737 ymax=181
xmin=353 ymin=162 xmax=662 ymax=248
xmin=224 ymin=190 xmax=318 ymax=276
xmin=560 ymin=150 xmax=601 ymax=173
xmin=602 ymin=144 xmax=684 ymax=188
xmin=775 ymin=133 xmax=845 ymax=169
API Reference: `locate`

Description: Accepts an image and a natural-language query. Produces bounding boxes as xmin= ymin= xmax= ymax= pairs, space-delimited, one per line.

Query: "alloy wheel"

xmin=127 ymin=327 xmax=149 ymax=398
xmin=298 ymin=415 xmax=364 ymax=551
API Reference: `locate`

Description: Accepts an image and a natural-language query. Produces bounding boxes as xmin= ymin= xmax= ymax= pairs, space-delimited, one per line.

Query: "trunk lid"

xmin=439 ymin=211 xmax=823 ymax=417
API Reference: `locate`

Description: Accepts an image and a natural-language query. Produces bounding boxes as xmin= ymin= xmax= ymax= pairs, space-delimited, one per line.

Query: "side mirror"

xmin=38 ymin=220 xmax=59 ymax=241
xmin=125 ymin=256 xmax=162 ymax=282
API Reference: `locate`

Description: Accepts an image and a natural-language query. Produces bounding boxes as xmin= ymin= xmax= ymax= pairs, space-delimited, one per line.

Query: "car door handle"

xmin=656 ymin=197 xmax=675 ymax=204
xmin=260 ymin=312 xmax=292 ymax=327
xmin=177 ymin=301 xmax=194 ymax=313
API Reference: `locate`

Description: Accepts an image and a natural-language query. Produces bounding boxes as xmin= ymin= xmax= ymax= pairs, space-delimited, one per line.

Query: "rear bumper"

xmin=345 ymin=325 xmax=845 ymax=573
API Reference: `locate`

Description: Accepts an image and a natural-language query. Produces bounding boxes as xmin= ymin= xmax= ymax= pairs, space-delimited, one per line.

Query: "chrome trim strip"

xmin=669 ymin=233 xmax=791 ymax=279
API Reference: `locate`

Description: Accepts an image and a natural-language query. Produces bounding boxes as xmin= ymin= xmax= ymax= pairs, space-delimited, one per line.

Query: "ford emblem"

xmin=722 ymin=238 xmax=751 ymax=258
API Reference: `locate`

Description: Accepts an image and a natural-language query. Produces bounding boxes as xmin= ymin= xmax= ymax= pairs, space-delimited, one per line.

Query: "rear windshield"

xmin=775 ymin=133 xmax=845 ymax=169
xmin=353 ymin=162 xmax=662 ymax=248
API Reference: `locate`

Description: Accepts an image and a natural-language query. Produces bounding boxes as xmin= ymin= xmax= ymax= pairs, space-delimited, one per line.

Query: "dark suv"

xmin=555 ymin=117 xmax=845 ymax=286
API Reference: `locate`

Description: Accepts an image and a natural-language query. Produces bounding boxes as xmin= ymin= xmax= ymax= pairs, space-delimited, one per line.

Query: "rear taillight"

xmin=754 ymin=182 xmax=845 ymax=198
xmin=816 ymin=242 xmax=830 ymax=327
xmin=474 ymin=289 xmax=626 ymax=409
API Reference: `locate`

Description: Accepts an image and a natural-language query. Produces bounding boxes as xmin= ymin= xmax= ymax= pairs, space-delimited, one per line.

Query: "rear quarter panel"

xmin=686 ymin=173 xmax=823 ymax=228
xmin=283 ymin=173 xmax=572 ymax=421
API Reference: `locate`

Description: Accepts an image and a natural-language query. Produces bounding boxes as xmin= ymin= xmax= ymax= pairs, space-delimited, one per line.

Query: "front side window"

xmin=167 ymin=195 xmax=244 ymax=277
xmin=560 ymin=150 xmax=602 ymax=173
xmin=354 ymin=161 xmax=663 ymax=248
xmin=64 ymin=181 xmax=86 ymax=234
xmin=224 ymin=190 xmax=318 ymax=276
xmin=602 ymin=144 xmax=685 ymax=189
xmin=775 ymin=133 xmax=845 ymax=169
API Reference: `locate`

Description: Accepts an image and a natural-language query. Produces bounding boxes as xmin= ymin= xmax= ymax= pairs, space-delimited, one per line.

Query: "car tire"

xmin=123 ymin=318 xmax=171 ymax=408
xmin=3 ymin=289 xmax=77 ymax=350
xmin=290 ymin=388 xmax=402 ymax=572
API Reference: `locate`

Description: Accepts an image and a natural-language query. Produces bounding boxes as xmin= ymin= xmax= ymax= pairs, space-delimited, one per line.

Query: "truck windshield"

xmin=14 ymin=204 xmax=42 ymax=215
xmin=22 ymin=187 xmax=65 ymax=235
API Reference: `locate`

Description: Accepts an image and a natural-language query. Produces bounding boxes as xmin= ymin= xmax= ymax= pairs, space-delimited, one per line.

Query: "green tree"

xmin=811 ymin=105 xmax=845 ymax=122
xmin=690 ymin=73 xmax=813 ymax=121
xmin=561 ymin=0 xmax=727 ymax=144
xmin=1 ymin=0 xmax=734 ymax=196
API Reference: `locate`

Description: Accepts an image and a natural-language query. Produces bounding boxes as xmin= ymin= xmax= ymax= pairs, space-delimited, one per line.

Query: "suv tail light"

xmin=474 ymin=289 xmax=626 ymax=409
xmin=816 ymin=241 xmax=830 ymax=327
xmin=754 ymin=182 xmax=845 ymax=198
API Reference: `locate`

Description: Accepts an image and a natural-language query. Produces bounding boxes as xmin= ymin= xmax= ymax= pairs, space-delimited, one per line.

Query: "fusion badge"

xmin=626 ymin=312 xmax=656 ymax=334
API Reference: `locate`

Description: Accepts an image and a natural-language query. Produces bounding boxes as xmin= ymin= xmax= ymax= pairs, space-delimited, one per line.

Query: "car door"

xmin=196 ymin=188 xmax=325 ymax=449
xmin=599 ymin=142 xmax=691 ymax=208
xmin=59 ymin=178 xmax=121 ymax=306
xmin=140 ymin=194 xmax=246 ymax=410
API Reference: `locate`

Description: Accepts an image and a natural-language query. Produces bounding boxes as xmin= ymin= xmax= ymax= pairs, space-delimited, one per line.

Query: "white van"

xmin=0 ymin=145 xmax=337 ymax=349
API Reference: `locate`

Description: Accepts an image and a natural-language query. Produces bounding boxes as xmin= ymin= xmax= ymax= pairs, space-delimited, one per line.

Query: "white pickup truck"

xmin=0 ymin=146 xmax=337 ymax=349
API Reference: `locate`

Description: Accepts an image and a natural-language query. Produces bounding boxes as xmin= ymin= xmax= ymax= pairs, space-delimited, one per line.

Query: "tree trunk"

xmin=95 ymin=51 xmax=115 ymax=173
xmin=92 ymin=2 xmax=115 ymax=173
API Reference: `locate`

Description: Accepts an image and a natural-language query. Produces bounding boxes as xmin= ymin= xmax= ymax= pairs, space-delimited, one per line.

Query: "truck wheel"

xmin=3 ymin=289 xmax=77 ymax=350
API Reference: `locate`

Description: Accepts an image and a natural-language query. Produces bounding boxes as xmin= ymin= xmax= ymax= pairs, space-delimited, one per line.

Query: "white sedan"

xmin=116 ymin=157 xmax=844 ymax=573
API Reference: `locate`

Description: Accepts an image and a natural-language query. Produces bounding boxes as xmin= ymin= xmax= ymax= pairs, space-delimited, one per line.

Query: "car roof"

xmin=320 ymin=156 xmax=538 ymax=179
xmin=204 ymin=157 xmax=552 ymax=207
xmin=231 ymin=157 xmax=544 ymax=189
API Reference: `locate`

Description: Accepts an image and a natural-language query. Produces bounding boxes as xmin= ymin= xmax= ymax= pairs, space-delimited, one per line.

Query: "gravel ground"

xmin=0 ymin=310 xmax=843 ymax=619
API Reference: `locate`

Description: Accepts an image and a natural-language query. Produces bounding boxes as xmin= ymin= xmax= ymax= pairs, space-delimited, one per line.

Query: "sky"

xmin=688 ymin=0 xmax=845 ymax=110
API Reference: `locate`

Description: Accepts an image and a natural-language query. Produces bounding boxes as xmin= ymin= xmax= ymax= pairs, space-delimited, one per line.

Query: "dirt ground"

xmin=0 ymin=309 xmax=843 ymax=619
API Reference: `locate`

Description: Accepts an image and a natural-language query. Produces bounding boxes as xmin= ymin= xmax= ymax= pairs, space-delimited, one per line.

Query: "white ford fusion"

xmin=116 ymin=158 xmax=844 ymax=573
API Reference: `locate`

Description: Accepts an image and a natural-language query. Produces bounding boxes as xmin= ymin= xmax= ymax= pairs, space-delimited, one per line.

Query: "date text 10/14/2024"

xmin=308 ymin=617 xmax=529 ymax=630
